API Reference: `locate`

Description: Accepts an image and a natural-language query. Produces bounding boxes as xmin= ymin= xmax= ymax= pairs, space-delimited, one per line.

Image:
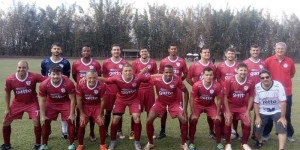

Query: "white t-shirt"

xmin=254 ymin=80 xmax=286 ymax=115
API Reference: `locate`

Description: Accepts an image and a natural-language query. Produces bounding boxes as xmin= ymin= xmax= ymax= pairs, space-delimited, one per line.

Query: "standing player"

xmin=188 ymin=67 xmax=224 ymax=150
xmin=39 ymin=65 xmax=76 ymax=150
xmin=264 ymin=42 xmax=296 ymax=142
xmin=157 ymin=44 xmax=188 ymax=139
xmin=72 ymin=45 xmax=102 ymax=142
xmin=130 ymin=46 xmax=157 ymax=140
xmin=76 ymin=70 xmax=107 ymax=150
xmin=186 ymin=47 xmax=217 ymax=139
xmin=41 ymin=42 xmax=71 ymax=139
xmin=223 ymin=63 xmax=255 ymax=150
xmin=144 ymin=65 xmax=189 ymax=150
xmin=1 ymin=61 xmax=47 ymax=150
xmin=102 ymin=44 xmax=128 ymax=138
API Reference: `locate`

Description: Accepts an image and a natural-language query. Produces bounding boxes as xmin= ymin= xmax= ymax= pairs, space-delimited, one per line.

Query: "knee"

xmin=132 ymin=115 xmax=141 ymax=123
xmin=33 ymin=119 xmax=40 ymax=126
xmin=2 ymin=120 xmax=12 ymax=126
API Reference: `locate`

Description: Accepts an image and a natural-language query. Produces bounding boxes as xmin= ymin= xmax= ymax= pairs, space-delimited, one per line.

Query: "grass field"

xmin=0 ymin=58 xmax=299 ymax=150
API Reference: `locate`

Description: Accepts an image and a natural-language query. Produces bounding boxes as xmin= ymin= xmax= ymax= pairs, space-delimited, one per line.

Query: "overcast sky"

xmin=0 ymin=0 xmax=299 ymax=19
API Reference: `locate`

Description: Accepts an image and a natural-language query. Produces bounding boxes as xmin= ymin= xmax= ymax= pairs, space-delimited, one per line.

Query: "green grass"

xmin=0 ymin=58 xmax=299 ymax=150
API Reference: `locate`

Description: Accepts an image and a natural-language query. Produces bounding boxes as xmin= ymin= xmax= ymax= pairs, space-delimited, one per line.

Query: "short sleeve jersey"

xmin=41 ymin=57 xmax=71 ymax=77
xmin=159 ymin=56 xmax=188 ymax=78
xmin=5 ymin=72 xmax=46 ymax=104
xmin=223 ymin=75 xmax=255 ymax=111
xmin=39 ymin=76 xmax=75 ymax=104
xmin=76 ymin=81 xmax=106 ymax=105
xmin=254 ymin=80 xmax=286 ymax=115
xmin=151 ymin=75 xmax=186 ymax=105
xmin=104 ymin=74 xmax=150 ymax=104
xmin=72 ymin=58 xmax=102 ymax=83
xmin=243 ymin=58 xmax=266 ymax=84
xmin=191 ymin=80 xmax=223 ymax=106
xmin=265 ymin=55 xmax=296 ymax=96
xmin=216 ymin=61 xmax=238 ymax=86
xmin=132 ymin=58 xmax=158 ymax=89
xmin=187 ymin=61 xmax=217 ymax=83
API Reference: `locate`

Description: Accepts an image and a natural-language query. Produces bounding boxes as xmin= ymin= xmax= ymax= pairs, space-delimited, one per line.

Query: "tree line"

xmin=0 ymin=0 xmax=299 ymax=60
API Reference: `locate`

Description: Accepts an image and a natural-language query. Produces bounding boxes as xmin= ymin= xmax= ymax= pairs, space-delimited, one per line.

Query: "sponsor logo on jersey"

xmin=59 ymin=64 xmax=64 ymax=68
xmin=26 ymin=81 xmax=31 ymax=85
xmin=132 ymin=83 xmax=137 ymax=87
xmin=61 ymin=88 xmax=66 ymax=93
xmin=119 ymin=64 xmax=123 ymax=69
xmin=244 ymin=86 xmax=248 ymax=91
xmin=283 ymin=63 xmax=288 ymax=68
xmin=210 ymin=89 xmax=214 ymax=94
xmin=89 ymin=66 xmax=94 ymax=69
xmin=94 ymin=90 xmax=98 ymax=94
xmin=176 ymin=62 xmax=180 ymax=67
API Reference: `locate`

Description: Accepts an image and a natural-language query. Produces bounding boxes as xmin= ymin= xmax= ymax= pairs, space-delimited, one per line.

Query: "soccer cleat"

xmin=209 ymin=133 xmax=216 ymax=140
xmin=68 ymin=143 xmax=76 ymax=150
xmin=188 ymin=143 xmax=195 ymax=150
xmin=38 ymin=144 xmax=48 ymax=150
xmin=33 ymin=144 xmax=41 ymax=150
xmin=180 ymin=143 xmax=190 ymax=150
xmin=1 ymin=144 xmax=11 ymax=150
xmin=90 ymin=133 xmax=96 ymax=142
xmin=262 ymin=134 xmax=269 ymax=142
xmin=76 ymin=145 xmax=83 ymax=150
xmin=117 ymin=131 xmax=125 ymax=139
xmin=129 ymin=131 xmax=135 ymax=140
xmin=143 ymin=142 xmax=154 ymax=150
xmin=108 ymin=141 xmax=116 ymax=150
xmin=241 ymin=144 xmax=252 ymax=150
xmin=253 ymin=141 xmax=263 ymax=149
xmin=216 ymin=143 xmax=225 ymax=150
xmin=287 ymin=136 xmax=295 ymax=142
xmin=100 ymin=144 xmax=107 ymax=150
xmin=157 ymin=132 xmax=166 ymax=139
xmin=225 ymin=144 xmax=232 ymax=150
xmin=134 ymin=141 xmax=142 ymax=150
xmin=62 ymin=132 xmax=68 ymax=139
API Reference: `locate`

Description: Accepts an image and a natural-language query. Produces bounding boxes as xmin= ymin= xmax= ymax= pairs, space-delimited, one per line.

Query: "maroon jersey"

xmin=151 ymin=75 xmax=186 ymax=104
xmin=72 ymin=58 xmax=102 ymax=83
xmin=5 ymin=72 xmax=46 ymax=104
xmin=104 ymin=74 xmax=150 ymax=104
xmin=39 ymin=76 xmax=75 ymax=104
xmin=132 ymin=58 xmax=158 ymax=89
xmin=76 ymin=81 xmax=106 ymax=105
xmin=159 ymin=56 xmax=188 ymax=78
xmin=223 ymin=75 xmax=255 ymax=112
xmin=243 ymin=58 xmax=266 ymax=84
xmin=216 ymin=61 xmax=238 ymax=86
xmin=102 ymin=58 xmax=128 ymax=94
xmin=191 ymin=80 xmax=222 ymax=107
xmin=187 ymin=61 xmax=217 ymax=83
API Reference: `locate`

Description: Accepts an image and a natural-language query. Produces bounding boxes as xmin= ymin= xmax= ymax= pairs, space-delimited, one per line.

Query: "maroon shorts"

xmin=45 ymin=101 xmax=71 ymax=121
xmin=104 ymin=93 xmax=116 ymax=111
xmin=5 ymin=101 xmax=40 ymax=121
xmin=139 ymin=88 xmax=155 ymax=112
xmin=223 ymin=107 xmax=251 ymax=124
xmin=193 ymin=103 xmax=217 ymax=118
xmin=150 ymin=100 xmax=183 ymax=118
xmin=80 ymin=104 xmax=103 ymax=127
xmin=113 ymin=99 xmax=141 ymax=114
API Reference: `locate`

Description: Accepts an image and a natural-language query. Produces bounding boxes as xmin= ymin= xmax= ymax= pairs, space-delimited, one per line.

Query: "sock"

xmin=160 ymin=112 xmax=167 ymax=133
xmin=34 ymin=125 xmax=41 ymax=144
xmin=2 ymin=125 xmax=11 ymax=146
xmin=110 ymin=123 xmax=118 ymax=141
xmin=89 ymin=117 xmax=95 ymax=136
xmin=224 ymin=125 xmax=231 ymax=144
xmin=207 ymin=117 xmax=214 ymax=134
xmin=220 ymin=115 xmax=225 ymax=135
xmin=117 ymin=117 xmax=123 ymax=132
xmin=189 ymin=119 xmax=198 ymax=143
xmin=75 ymin=110 xmax=80 ymax=137
xmin=42 ymin=120 xmax=51 ymax=145
xmin=131 ymin=117 xmax=135 ymax=132
xmin=99 ymin=125 xmax=106 ymax=145
xmin=242 ymin=123 xmax=251 ymax=144
xmin=214 ymin=119 xmax=221 ymax=143
xmin=181 ymin=122 xmax=188 ymax=145
xmin=61 ymin=121 xmax=68 ymax=134
xmin=105 ymin=110 xmax=111 ymax=133
xmin=67 ymin=120 xmax=75 ymax=144
xmin=78 ymin=127 xmax=85 ymax=145
xmin=233 ymin=117 xmax=238 ymax=132
xmin=134 ymin=123 xmax=142 ymax=141
xmin=146 ymin=123 xmax=154 ymax=144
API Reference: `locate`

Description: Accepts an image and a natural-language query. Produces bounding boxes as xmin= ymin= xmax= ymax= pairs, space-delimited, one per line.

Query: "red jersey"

xmin=5 ymin=72 xmax=46 ymax=104
xmin=265 ymin=55 xmax=296 ymax=96
xmin=191 ymin=80 xmax=222 ymax=107
xmin=102 ymin=58 xmax=128 ymax=94
xmin=151 ymin=75 xmax=186 ymax=105
xmin=132 ymin=58 xmax=158 ymax=89
xmin=39 ymin=76 xmax=76 ymax=104
xmin=72 ymin=58 xmax=101 ymax=83
xmin=243 ymin=58 xmax=266 ymax=84
xmin=159 ymin=56 xmax=188 ymax=78
xmin=187 ymin=61 xmax=217 ymax=83
xmin=76 ymin=81 xmax=106 ymax=105
xmin=104 ymin=74 xmax=150 ymax=104
xmin=223 ymin=75 xmax=255 ymax=111
xmin=216 ymin=61 xmax=238 ymax=86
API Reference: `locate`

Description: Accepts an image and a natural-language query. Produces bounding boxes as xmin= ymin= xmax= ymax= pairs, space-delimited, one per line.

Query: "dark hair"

xmin=86 ymin=69 xmax=98 ymax=76
xmin=236 ymin=63 xmax=248 ymax=70
xmin=203 ymin=67 xmax=213 ymax=74
xmin=200 ymin=47 xmax=210 ymax=53
xmin=250 ymin=44 xmax=260 ymax=49
xmin=259 ymin=69 xmax=271 ymax=77
xmin=50 ymin=64 xmax=63 ymax=74
xmin=163 ymin=65 xmax=173 ymax=70
xmin=51 ymin=42 xmax=62 ymax=49
xmin=225 ymin=47 xmax=236 ymax=53
xmin=82 ymin=45 xmax=91 ymax=50
xmin=111 ymin=44 xmax=121 ymax=50
xmin=139 ymin=46 xmax=148 ymax=51
xmin=168 ymin=43 xmax=177 ymax=49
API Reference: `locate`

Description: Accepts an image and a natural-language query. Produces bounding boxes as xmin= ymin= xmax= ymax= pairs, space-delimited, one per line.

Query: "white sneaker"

xmin=117 ymin=131 xmax=125 ymax=139
xmin=143 ymin=142 xmax=154 ymax=150
xmin=180 ymin=143 xmax=190 ymax=150
xmin=241 ymin=144 xmax=252 ymax=150
xmin=225 ymin=144 xmax=232 ymax=150
xmin=288 ymin=136 xmax=295 ymax=142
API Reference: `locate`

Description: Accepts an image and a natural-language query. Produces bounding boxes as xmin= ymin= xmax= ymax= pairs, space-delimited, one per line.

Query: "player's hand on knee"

xmin=4 ymin=108 xmax=11 ymax=117
xmin=243 ymin=111 xmax=251 ymax=120
xmin=214 ymin=115 xmax=221 ymax=121
xmin=98 ymin=115 xmax=105 ymax=126
xmin=225 ymin=112 xmax=232 ymax=123
xmin=68 ymin=113 xmax=76 ymax=124
xmin=277 ymin=117 xmax=287 ymax=128
xmin=41 ymin=115 xmax=49 ymax=125
xmin=190 ymin=112 xmax=197 ymax=120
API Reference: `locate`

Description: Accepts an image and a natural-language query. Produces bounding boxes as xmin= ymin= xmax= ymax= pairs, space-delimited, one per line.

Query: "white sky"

xmin=0 ymin=0 xmax=299 ymax=18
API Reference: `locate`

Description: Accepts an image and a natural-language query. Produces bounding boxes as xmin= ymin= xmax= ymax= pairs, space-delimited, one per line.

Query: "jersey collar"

xmin=87 ymin=81 xmax=98 ymax=90
xmin=122 ymin=74 xmax=133 ymax=83
xmin=51 ymin=77 xmax=63 ymax=88
xmin=50 ymin=57 xmax=63 ymax=63
xmin=167 ymin=56 xmax=178 ymax=62
xmin=202 ymin=80 xmax=213 ymax=90
xmin=162 ymin=75 xmax=173 ymax=84
xmin=139 ymin=58 xmax=150 ymax=65
xmin=249 ymin=58 xmax=260 ymax=63
xmin=235 ymin=75 xmax=247 ymax=85
xmin=81 ymin=58 xmax=93 ymax=66
xmin=110 ymin=57 xmax=122 ymax=64
xmin=225 ymin=61 xmax=236 ymax=67
xmin=15 ymin=72 xmax=28 ymax=82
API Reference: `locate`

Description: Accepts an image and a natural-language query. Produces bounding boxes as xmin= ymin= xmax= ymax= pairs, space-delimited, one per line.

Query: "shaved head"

xmin=17 ymin=60 xmax=29 ymax=67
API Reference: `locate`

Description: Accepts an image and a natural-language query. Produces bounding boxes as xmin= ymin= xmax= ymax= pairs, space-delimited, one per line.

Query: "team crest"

xmin=244 ymin=86 xmax=248 ymax=91
xmin=234 ymin=68 xmax=237 ymax=72
xmin=94 ymin=90 xmax=99 ymax=94
xmin=59 ymin=64 xmax=64 ymax=68
xmin=210 ymin=90 xmax=214 ymax=94
xmin=26 ymin=81 xmax=31 ymax=85
xmin=132 ymin=83 xmax=137 ymax=87
xmin=119 ymin=64 xmax=123 ymax=68
xmin=259 ymin=65 xmax=263 ymax=69
xmin=61 ymin=88 xmax=66 ymax=93
xmin=170 ymin=85 xmax=174 ymax=89
xmin=147 ymin=65 xmax=151 ymax=69
xmin=176 ymin=62 xmax=180 ymax=67
xmin=283 ymin=63 xmax=288 ymax=68
xmin=89 ymin=66 xmax=94 ymax=69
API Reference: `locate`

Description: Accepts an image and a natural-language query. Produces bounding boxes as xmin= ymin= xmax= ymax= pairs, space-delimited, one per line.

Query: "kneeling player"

xmin=76 ymin=70 xmax=107 ymax=150
xmin=223 ymin=63 xmax=254 ymax=150
xmin=39 ymin=64 xmax=76 ymax=150
xmin=144 ymin=65 xmax=189 ymax=150
xmin=189 ymin=67 xmax=224 ymax=150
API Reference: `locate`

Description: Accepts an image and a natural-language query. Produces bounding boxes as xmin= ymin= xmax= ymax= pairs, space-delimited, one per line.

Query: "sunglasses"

xmin=260 ymin=76 xmax=270 ymax=80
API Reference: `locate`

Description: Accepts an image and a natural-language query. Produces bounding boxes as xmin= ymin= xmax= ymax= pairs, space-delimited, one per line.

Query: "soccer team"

xmin=2 ymin=42 xmax=295 ymax=150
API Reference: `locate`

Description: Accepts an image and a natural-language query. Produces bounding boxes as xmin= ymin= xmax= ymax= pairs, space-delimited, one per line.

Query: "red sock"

xmin=34 ymin=125 xmax=41 ymax=144
xmin=78 ymin=127 xmax=85 ymax=145
xmin=220 ymin=115 xmax=225 ymax=135
xmin=117 ymin=117 xmax=123 ymax=132
xmin=131 ymin=117 xmax=135 ymax=132
xmin=224 ymin=125 xmax=231 ymax=144
xmin=214 ymin=119 xmax=221 ymax=143
xmin=99 ymin=125 xmax=106 ymax=145
xmin=180 ymin=122 xmax=188 ymax=145
xmin=233 ymin=117 xmax=238 ymax=131
xmin=105 ymin=110 xmax=111 ymax=133
xmin=161 ymin=111 xmax=167 ymax=126
xmin=67 ymin=120 xmax=75 ymax=144
xmin=242 ymin=123 xmax=251 ymax=144
xmin=89 ymin=117 xmax=95 ymax=135
xmin=134 ymin=123 xmax=142 ymax=141
xmin=207 ymin=117 xmax=214 ymax=134
xmin=146 ymin=123 xmax=154 ymax=144
xmin=110 ymin=123 xmax=118 ymax=141
xmin=189 ymin=119 xmax=198 ymax=143
xmin=2 ymin=125 xmax=11 ymax=146
xmin=75 ymin=110 xmax=80 ymax=137
xmin=42 ymin=120 xmax=51 ymax=145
